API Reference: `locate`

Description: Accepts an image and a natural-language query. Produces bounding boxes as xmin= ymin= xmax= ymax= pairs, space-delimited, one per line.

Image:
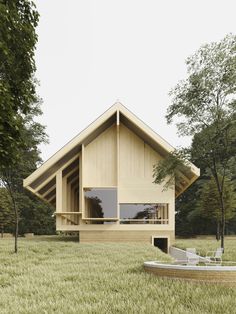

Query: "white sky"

xmin=34 ymin=0 xmax=236 ymax=161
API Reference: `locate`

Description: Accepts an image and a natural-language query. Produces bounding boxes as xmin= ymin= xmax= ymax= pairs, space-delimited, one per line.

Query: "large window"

xmin=84 ymin=188 xmax=117 ymax=219
xmin=120 ymin=203 xmax=169 ymax=224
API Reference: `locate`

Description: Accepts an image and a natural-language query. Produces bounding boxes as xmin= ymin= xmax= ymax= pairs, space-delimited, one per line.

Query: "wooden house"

xmin=23 ymin=103 xmax=199 ymax=251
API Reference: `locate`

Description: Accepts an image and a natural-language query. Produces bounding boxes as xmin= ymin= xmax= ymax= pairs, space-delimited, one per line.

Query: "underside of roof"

xmin=23 ymin=102 xmax=200 ymax=203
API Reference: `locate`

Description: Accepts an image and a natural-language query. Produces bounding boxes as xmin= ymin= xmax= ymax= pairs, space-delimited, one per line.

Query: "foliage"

xmin=166 ymin=34 xmax=236 ymax=135
xmin=198 ymin=176 xmax=236 ymax=223
xmin=0 ymin=188 xmax=14 ymax=236
xmin=0 ymin=102 xmax=50 ymax=251
xmin=0 ymin=186 xmax=55 ymax=236
xmin=175 ymin=127 xmax=236 ymax=237
xmin=153 ymin=149 xmax=191 ymax=190
xmin=0 ymin=237 xmax=236 ymax=313
xmin=0 ymin=1 xmax=56 ymax=250
xmin=0 ymin=0 xmax=39 ymax=168
xmin=17 ymin=192 xmax=55 ymax=235
xmin=0 ymin=110 xmax=55 ymax=237
xmin=154 ymin=34 xmax=236 ymax=250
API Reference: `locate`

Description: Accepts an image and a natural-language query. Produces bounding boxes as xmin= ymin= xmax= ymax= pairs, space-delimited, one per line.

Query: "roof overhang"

xmin=23 ymin=102 xmax=200 ymax=201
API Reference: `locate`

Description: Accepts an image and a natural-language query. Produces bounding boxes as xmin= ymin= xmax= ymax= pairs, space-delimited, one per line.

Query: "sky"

xmin=34 ymin=0 xmax=236 ymax=162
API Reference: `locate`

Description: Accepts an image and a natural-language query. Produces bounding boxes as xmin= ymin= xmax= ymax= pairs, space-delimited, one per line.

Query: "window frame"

xmin=83 ymin=187 xmax=118 ymax=221
xmin=119 ymin=203 xmax=169 ymax=225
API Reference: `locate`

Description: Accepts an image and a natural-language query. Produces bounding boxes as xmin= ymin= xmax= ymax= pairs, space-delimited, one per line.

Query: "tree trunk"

xmin=216 ymin=221 xmax=220 ymax=241
xmin=211 ymin=167 xmax=225 ymax=252
xmin=13 ymin=199 xmax=18 ymax=254
xmin=3 ymin=177 xmax=19 ymax=253
xmin=220 ymin=199 xmax=225 ymax=253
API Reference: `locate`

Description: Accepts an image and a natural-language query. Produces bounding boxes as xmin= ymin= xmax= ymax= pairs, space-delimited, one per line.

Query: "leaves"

xmin=166 ymin=34 xmax=236 ymax=136
xmin=0 ymin=0 xmax=40 ymax=168
xmin=198 ymin=176 xmax=236 ymax=222
xmin=153 ymin=149 xmax=191 ymax=190
xmin=154 ymin=34 xmax=236 ymax=246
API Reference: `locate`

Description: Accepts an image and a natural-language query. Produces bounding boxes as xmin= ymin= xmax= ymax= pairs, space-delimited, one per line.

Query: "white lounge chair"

xmin=205 ymin=248 xmax=223 ymax=264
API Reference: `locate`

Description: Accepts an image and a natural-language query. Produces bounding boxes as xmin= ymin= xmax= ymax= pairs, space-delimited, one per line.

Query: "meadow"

xmin=0 ymin=236 xmax=235 ymax=314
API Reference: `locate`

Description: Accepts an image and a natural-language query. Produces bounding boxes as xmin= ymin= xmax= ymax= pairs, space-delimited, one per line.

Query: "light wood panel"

xmin=119 ymin=124 xmax=161 ymax=181
xmin=79 ymin=230 xmax=174 ymax=245
xmin=84 ymin=124 xmax=117 ymax=187
xmin=144 ymin=266 xmax=236 ymax=283
xmin=119 ymin=124 xmax=174 ymax=203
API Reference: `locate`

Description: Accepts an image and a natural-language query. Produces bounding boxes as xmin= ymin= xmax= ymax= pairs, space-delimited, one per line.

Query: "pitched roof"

xmin=23 ymin=102 xmax=200 ymax=199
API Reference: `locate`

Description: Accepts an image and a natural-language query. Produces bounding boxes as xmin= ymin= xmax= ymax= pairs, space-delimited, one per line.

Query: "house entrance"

xmin=152 ymin=237 xmax=168 ymax=253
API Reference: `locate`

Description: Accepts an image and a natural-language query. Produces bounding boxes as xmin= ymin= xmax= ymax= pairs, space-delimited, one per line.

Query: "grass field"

xmin=0 ymin=236 xmax=236 ymax=314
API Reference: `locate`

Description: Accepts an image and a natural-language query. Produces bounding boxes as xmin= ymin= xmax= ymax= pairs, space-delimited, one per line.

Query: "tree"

xmin=0 ymin=106 xmax=49 ymax=252
xmin=0 ymin=1 xmax=44 ymax=252
xmin=198 ymin=176 xmax=236 ymax=240
xmin=153 ymin=34 xmax=236 ymax=251
xmin=0 ymin=0 xmax=39 ymax=168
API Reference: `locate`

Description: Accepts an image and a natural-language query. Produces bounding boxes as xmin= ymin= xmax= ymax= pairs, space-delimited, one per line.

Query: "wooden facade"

xmin=23 ymin=103 xmax=199 ymax=248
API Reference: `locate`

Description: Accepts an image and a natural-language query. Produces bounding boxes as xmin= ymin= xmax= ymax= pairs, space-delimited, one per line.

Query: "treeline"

xmin=0 ymin=187 xmax=55 ymax=236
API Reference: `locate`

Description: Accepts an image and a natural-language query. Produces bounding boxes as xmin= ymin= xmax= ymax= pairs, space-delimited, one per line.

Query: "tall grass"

xmin=0 ymin=237 xmax=235 ymax=314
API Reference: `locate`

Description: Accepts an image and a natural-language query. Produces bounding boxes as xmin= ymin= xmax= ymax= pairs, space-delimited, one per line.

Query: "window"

xmin=84 ymin=188 xmax=117 ymax=219
xmin=120 ymin=203 xmax=169 ymax=224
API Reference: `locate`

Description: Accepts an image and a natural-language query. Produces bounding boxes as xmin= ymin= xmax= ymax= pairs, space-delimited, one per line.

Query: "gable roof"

xmin=23 ymin=102 xmax=200 ymax=200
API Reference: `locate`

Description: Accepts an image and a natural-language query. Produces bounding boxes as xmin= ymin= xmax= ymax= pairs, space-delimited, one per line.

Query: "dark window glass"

xmin=120 ymin=203 xmax=168 ymax=224
xmin=84 ymin=188 xmax=117 ymax=219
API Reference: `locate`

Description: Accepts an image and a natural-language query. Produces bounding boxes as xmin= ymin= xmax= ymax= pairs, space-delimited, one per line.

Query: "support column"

xmin=80 ymin=145 xmax=85 ymax=223
xmin=116 ymin=110 xmax=120 ymax=225
xmin=56 ymin=170 xmax=63 ymax=228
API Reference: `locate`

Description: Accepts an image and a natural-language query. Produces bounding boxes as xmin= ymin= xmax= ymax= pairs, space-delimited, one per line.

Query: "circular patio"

xmin=144 ymin=261 xmax=236 ymax=283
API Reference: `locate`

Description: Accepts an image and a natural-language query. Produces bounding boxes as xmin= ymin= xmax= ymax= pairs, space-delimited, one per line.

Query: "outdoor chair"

xmin=205 ymin=248 xmax=223 ymax=265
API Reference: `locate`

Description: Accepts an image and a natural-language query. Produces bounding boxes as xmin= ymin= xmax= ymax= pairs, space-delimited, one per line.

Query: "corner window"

xmin=120 ymin=203 xmax=169 ymax=224
xmin=84 ymin=188 xmax=117 ymax=219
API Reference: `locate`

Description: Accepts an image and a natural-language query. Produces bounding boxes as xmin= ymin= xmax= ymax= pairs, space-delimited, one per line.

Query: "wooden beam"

xmin=42 ymin=184 xmax=56 ymax=198
xmin=34 ymin=173 xmax=56 ymax=194
xmin=117 ymin=114 xmax=120 ymax=225
xmin=176 ymin=170 xmax=191 ymax=184
xmin=82 ymin=218 xmax=119 ymax=221
xmin=175 ymin=175 xmax=199 ymax=198
xmin=29 ymin=153 xmax=80 ymax=195
xmin=81 ymin=144 xmax=85 ymax=219
xmin=55 ymin=212 xmax=82 ymax=215
xmin=47 ymin=194 xmax=57 ymax=203
xmin=56 ymin=171 xmax=63 ymax=212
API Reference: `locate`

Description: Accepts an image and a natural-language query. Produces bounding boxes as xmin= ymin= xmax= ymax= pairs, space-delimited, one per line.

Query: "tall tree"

xmin=0 ymin=0 xmax=39 ymax=168
xmin=154 ymin=34 xmax=236 ymax=251
xmin=0 ymin=1 xmax=42 ymax=252
xmin=0 ymin=106 xmax=49 ymax=252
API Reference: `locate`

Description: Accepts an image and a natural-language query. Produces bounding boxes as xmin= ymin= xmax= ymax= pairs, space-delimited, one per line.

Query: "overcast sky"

xmin=34 ymin=0 xmax=236 ymax=161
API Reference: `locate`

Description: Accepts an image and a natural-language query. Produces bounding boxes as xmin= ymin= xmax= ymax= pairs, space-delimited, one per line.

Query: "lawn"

xmin=0 ymin=237 xmax=235 ymax=314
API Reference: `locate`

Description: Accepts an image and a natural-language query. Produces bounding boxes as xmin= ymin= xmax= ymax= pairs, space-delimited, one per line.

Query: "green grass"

xmin=0 ymin=236 xmax=235 ymax=314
